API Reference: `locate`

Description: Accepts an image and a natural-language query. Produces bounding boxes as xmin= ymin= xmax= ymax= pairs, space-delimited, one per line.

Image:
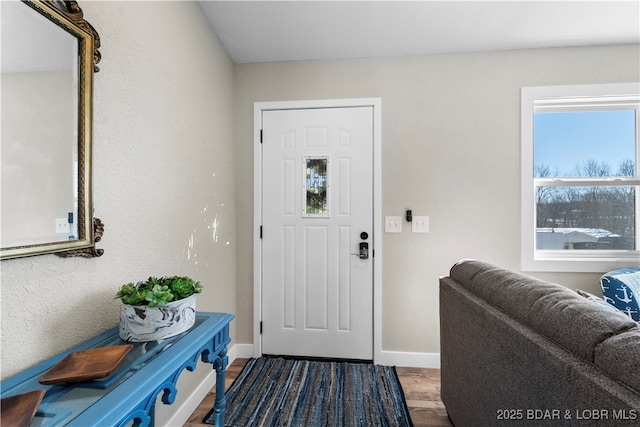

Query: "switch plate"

xmin=385 ymin=216 xmax=402 ymax=233
xmin=412 ymin=216 xmax=429 ymax=233
xmin=55 ymin=218 xmax=70 ymax=234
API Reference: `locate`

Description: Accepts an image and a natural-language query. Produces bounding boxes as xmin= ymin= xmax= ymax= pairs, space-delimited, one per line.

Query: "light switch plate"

xmin=412 ymin=216 xmax=429 ymax=233
xmin=385 ymin=216 xmax=402 ymax=233
xmin=55 ymin=218 xmax=70 ymax=234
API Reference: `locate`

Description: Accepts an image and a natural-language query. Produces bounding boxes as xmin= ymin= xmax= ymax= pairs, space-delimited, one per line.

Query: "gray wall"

xmin=234 ymin=45 xmax=640 ymax=355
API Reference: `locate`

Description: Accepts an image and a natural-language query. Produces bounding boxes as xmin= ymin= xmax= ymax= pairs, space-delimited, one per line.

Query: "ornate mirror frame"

xmin=1 ymin=0 xmax=103 ymax=260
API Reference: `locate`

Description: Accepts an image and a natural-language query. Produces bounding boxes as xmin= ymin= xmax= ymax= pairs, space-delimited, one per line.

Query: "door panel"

xmin=261 ymin=107 xmax=373 ymax=360
xmin=304 ymin=225 xmax=328 ymax=331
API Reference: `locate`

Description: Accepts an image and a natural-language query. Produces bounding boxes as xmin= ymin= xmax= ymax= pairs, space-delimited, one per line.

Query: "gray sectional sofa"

xmin=440 ymin=260 xmax=640 ymax=426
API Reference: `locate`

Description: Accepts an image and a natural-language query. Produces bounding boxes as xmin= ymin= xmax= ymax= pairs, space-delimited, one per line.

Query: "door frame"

xmin=253 ymin=98 xmax=382 ymax=363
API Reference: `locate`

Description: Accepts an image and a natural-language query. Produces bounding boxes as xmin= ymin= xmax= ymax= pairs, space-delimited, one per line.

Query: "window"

xmin=303 ymin=156 xmax=329 ymax=217
xmin=521 ymin=83 xmax=640 ymax=272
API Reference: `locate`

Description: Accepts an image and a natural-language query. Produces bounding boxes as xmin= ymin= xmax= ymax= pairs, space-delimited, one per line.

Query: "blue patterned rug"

xmin=204 ymin=356 xmax=413 ymax=426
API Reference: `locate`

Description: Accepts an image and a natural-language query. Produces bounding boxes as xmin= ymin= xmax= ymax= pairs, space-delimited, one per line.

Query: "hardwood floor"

xmin=185 ymin=358 xmax=453 ymax=427
xmin=396 ymin=366 xmax=453 ymax=427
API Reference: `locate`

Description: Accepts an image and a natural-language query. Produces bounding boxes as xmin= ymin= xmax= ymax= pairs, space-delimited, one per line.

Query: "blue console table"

xmin=0 ymin=312 xmax=234 ymax=427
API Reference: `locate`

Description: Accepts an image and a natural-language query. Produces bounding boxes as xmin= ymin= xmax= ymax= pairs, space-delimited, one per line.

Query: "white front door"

xmin=260 ymin=106 xmax=374 ymax=360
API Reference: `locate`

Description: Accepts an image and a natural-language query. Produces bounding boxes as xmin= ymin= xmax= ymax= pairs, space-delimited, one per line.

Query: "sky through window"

xmin=534 ymin=110 xmax=636 ymax=177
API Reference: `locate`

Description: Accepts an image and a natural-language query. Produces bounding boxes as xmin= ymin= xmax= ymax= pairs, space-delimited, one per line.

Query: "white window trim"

xmin=521 ymin=82 xmax=640 ymax=272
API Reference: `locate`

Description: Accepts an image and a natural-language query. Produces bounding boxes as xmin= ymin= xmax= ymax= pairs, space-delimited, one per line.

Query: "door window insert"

xmin=303 ymin=156 xmax=330 ymax=217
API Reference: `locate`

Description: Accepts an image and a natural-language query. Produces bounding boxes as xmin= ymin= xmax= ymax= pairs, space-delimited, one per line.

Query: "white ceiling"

xmin=198 ymin=0 xmax=640 ymax=64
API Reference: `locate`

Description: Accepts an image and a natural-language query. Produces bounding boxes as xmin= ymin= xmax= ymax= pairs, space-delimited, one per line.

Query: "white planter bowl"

xmin=119 ymin=294 xmax=196 ymax=342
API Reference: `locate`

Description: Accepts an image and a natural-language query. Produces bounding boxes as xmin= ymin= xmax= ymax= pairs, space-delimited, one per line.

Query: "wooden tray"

xmin=1 ymin=389 xmax=46 ymax=427
xmin=39 ymin=344 xmax=133 ymax=385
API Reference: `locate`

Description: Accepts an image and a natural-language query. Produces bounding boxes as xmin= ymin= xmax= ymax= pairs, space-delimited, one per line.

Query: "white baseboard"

xmin=231 ymin=344 xmax=440 ymax=368
xmin=232 ymin=344 xmax=440 ymax=369
xmin=376 ymin=351 xmax=440 ymax=369
xmin=234 ymin=343 xmax=255 ymax=359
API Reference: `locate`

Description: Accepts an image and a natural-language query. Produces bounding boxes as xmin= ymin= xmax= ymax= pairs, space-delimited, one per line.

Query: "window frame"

xmin=521 ymin=82 xmax=640 ymax=272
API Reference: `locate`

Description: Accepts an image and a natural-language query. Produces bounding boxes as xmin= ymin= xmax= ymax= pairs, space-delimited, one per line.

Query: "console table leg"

xmin=149 ymin=401 xmax=156 ymax=427
xmin=212 ymin=349 xmax=228 ymax=427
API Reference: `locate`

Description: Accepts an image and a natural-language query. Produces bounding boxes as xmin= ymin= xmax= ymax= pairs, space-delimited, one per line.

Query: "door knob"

xmin=351 ymin=242 xmax=369 ymax=259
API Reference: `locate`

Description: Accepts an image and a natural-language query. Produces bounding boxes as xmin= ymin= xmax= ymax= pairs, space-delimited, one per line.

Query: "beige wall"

xmin=0 ymin=1 xmax=236 ymax=405
xmin=234 ymin=45 xmax=640 ymax=354
xmin=1 ymin=0 xmax=638 ymax=409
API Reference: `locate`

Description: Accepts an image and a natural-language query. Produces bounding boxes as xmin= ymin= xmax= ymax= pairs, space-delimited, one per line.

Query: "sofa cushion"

xmin=595 ymin=327 xmax=640 ymax=392
xmin=600 ymin=268 xmax=640 ymax=322
xmin=448 ymin=259 xmax=498 ymax=285
xmin=449 ymin=260 xmax=638 ymax=362
xmin=576 ymin=289 xmax=615 ymax=309
xmin=576 ymin=288 xmax=601 ymax=300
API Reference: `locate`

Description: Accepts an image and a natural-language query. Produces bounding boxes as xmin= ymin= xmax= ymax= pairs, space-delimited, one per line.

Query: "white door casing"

xmin=253 ymin=99 xmax=382 ymax=362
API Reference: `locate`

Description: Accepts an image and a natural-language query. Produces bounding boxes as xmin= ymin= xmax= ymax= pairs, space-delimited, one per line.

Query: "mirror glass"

xmin=2 ymin=1 xmax=79 ymax=246
xmin=1 ymin=0 xmax=101 ymax=259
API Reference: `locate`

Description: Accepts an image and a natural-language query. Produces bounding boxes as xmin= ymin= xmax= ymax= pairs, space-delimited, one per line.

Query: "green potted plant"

xmin=115 ymin=276 xmax=203 ymax=342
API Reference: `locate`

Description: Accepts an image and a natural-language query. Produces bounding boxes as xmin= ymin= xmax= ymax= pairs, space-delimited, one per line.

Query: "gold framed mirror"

xmin=1 ymin=0 xmax=103 ymax=259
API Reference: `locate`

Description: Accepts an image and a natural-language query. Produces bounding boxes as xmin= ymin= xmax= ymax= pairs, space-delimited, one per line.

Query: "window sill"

xmin=522 ymin=251 xmax=640 ymax=273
